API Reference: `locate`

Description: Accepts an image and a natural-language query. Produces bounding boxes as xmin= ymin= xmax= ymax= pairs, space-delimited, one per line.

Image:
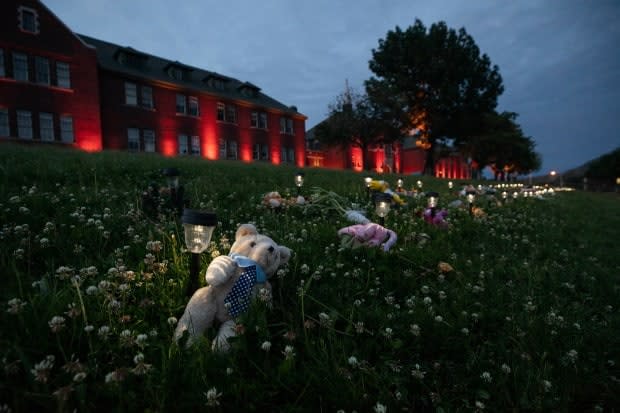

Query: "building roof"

xmin=77 ymin=34 xmax=304 ymax=117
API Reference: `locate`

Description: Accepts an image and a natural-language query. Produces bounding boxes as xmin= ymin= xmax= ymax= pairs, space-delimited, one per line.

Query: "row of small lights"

xmin=158 ymin=168 xmax=558 ymax=296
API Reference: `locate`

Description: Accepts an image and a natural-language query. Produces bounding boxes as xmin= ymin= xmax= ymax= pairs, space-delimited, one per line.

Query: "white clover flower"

xmin=84 ymin=325 xmax=94 ymax=333
xmin=167 ymin=317 xmax=178 ymax=326
xmin=48 ymin=316 xmax=66 ymax=333
xmin=410 ymin=324 xmax=421 ymax=336
xmin=261 ymin=341 xmax=272 ymax=352
xmin=434 ymin=315 xmax=443 ymax=323
xmin=501 ymin=363 xmax=511 ymax=374
xmin=481 ymin=371 xmax=492 ymax=383
xmin=135 ymin=334 xmax=148 ymax=346
xmin=300 ymin=264 xmax=310 ymax=275
xmin=85 ymin=285 xmax=98 ymax=295
xmin=6 ymin=298 xmax=27 ymax=315
xmin=204 ymin=387 xmax=222 ymax=406
xmin=543 ymin=380 xmax=552 ymax=392
xmin=354 ymin=321 xmax=365 ymax=334
xmin=423 ymin=296 xmax=432 ymax=306
xmin=31 ymin=355 xmax=55 ymax=383
xmin=373 ymin=401 xmax=387 ymax=413
xmin=461 ymin=328 xmax=470 ymax=335
xmin=383 ymin=327 xmax=393 ymax=339
xmin=411 ymin=364 xmax=425 ymax=380
xmin=348 ymin=356 xmax=359 ymax=367
xmin=282 ymin=345 xmax=295 ymax=360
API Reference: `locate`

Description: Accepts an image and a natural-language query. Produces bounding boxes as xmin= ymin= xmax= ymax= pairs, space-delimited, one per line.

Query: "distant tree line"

xmin=315 ymin=19 xmax=542 ymax=178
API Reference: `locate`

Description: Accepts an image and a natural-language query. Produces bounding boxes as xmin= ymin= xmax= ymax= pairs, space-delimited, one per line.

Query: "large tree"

xmin=460 ymin=111 xmax=541 ymax=180
xmin=366 ymin=19 xmax=504 ymax=175
xmin=313 ymin=88 xmax=400 ymax=170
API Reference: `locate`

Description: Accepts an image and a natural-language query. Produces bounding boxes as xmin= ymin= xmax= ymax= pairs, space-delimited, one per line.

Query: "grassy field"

xmin=1 ymin=143 xmax=618 ymax=412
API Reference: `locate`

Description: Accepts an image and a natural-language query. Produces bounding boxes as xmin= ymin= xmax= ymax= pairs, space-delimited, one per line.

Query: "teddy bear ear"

xmin=278 ymin=246 xmax=292 ymax=264
xmin=236 ymin=224 xmax=258 ymax=240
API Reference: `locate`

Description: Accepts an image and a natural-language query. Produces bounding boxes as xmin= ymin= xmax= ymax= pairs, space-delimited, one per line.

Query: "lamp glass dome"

xmin=295 ymin=172 xmax=304 ymax=188
xmin=466 ymin=191 xmax=476 ymax=204
xmin=397 ymin=178 xmax=403 ymax=188
xmin=448 ymin=181 xmax=453 ymax=189
xmin=374 ymin=194 xmax=391 ymax=218
xmin=416 ymin=180 xmax=423 ymax=189
xmin=162 ymin=167 xmax=180 ymax=189
xmin=182 ymin=209 xmax=217 ymax=254
xmin=364 ymin=176 xmax=372 ymax=187
xmin=426 ymin=191 xmax=439 ymax=208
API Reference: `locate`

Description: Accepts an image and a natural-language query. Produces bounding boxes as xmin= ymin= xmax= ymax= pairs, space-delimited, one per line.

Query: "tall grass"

xmin=0 ymin=143 xmax=618 ymax=412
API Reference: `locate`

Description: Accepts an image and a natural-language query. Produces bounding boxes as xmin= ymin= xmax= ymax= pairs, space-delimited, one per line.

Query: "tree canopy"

xmin=313 ymin=87 xmax=400 ymax=170
xmin=365 ymin=19 xmax=504 ymax=174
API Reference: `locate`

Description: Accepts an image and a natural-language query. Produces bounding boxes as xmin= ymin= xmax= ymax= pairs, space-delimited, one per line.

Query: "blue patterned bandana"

xmin=224 ymin=254 xmax=266 ymax=317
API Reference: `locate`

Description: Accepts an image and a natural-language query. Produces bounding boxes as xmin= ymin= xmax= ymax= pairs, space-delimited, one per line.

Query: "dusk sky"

xmin=46 ymin=0 xmax=619 ymax=175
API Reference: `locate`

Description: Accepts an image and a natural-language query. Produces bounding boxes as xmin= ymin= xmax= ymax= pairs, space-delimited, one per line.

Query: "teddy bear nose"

xmin=268 ymin=246 xmax=274 ymax=253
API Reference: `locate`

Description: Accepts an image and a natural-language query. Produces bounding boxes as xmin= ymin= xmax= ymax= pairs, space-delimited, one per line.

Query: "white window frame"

xmin=39 ymin=112 xmax=54 ymax=141
xmin=141 ymin=85 xmax=153 ymax=109
xmin=252 ymin=143 xmax=260 ymax=160
xmin=18 ymin=6 xmax=39 ymax=34
xmin=288 ymin=148 xmax=295 ymax=163
xmin=13 ymin=53 xmax=29 ymax=82
xmin=0 ymin=108 xmax=9 ymax=137
xmin=286 ymin=118 xmax=294 ymax=134
xmin=56 ymin=62 xmax=71 ymax=88
xmin=176 ymin=94 xmax=186 ymax=114
xmin=143 ymin=129 xmax=155 ymax=152
xmin=280 ymin=117 xmax=286 ymax=134
xmin=60 ymin=115 xmax=74 ymax=143
xmin=178 ymin=134 xmax=188 ymax=155
xmin=188 ymin=96 xmax=199 ymax=116
xmin=259 ymin=112 xmax=267 ymax=129
xmin=17 ymin=110 xmax=33 ymax=139
xmin=125 ymin=82 xmax=137 ymax=105
xmin=280 ymin=146 xmax=287 ymax=163
xmin=227 ymin=140 xmax=238 ymax=160
xmin=191 ymin=135 xmax=200 ymax=155
xmin=0 ymin=50 xmax=5 ymax=78
xmin=251 ymin=112 xmax=258 ymax=128
xmin=127 ymin=128 xmax=140 ymax=151
xmin=217 ymin=103 xmax=225 ymax=121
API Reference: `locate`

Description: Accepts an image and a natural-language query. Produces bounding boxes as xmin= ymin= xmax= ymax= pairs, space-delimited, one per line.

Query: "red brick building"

xmin=0 ymin=0 xmax=306 ymax=166
xmin=306 ymin=127 xmax=471 ymax=179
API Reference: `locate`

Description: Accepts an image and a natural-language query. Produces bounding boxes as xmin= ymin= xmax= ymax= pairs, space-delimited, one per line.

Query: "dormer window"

xmin=18 ymin=6 xmax=39 ymax=34
xmin=115 ymin=49 xmax=147 ymax=70
xmin=204 ymin=74 xmax=228 ymax=91
xmin=166 ymin=62 xmax=192 ymax=81
xmin=238 ymin=82 xmax=260 ymax=98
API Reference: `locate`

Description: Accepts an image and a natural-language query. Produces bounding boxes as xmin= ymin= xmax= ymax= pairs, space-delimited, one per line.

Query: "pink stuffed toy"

xmin=423 ymin=208 xmax=449 ymax=229
xmin=337 ymin=223 xmax=398 ymax=252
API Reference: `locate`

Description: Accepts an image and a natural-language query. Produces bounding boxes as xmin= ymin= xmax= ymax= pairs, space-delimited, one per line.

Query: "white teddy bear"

xmin=174 ymin=223 xmax=291 ymax=351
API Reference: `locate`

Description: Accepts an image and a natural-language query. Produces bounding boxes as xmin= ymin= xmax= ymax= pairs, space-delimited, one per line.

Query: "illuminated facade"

xmin=0 ymin=0 xmax=306 ymax=166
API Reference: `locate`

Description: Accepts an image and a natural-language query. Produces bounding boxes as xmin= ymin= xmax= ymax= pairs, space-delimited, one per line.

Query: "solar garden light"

xmin=364 ymin=176 xmax=373 ymax=200
xmin=426 ymin=191 xmax=439 ymax=217
xmin=448 ymin=181 xmax=453 ymax=191
xmin=512 ymin=191 xmax=519 ymax=200
xmin=397 ymin=178 xmax=404 ymax=191
xmin=502 ymin=191 xmax=508 ymax=202
xmin=295 ymin=171 xmax=305 ymax=195
xmin=182 ymin=209 xmax=217 ymax=296
xmin=485 ymin=190 xmax=496 ymax=207
xmin=416 ymin=180 xmax=423 ymax=190
xmin=374 ymin=193 xmax=392 ymax=226
xmin=466 ymin=189 xmax=476 ymax=216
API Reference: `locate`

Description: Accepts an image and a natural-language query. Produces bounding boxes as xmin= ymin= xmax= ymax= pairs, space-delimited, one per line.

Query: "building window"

xmin=191 ymin=135 xmax=200 ymax=155
xmin=18 ymin=6 xmax=39 ymax=34
xmin=188 ymin=96 xmax=199 ymax=116
xmin=39 ymin=112 xmax=54 ymax=141
xmin=60 ymin=115 xmax=74 ymax=143
xmin=17 ymin=110 xmax=33 ymax=139
xmin=220 ymin=139 xmax=237 ymax=160
xmin=0 ymin=50 xmax=5 ymax=77
xmin=168 ymin=66 xmax=184 ymax=80
xmin=0 ymin=108 xmax=9 ymax=137
xmin=280 ymin=147 xmax=287 ymax=163
xmin=251 ymin=111 xmax=268 ymax=129
xmin=288 ymin=148 xmax=295 ymax=163
xmin=280 ymin=117 xmax=294 ymax=134
xmin=217 ymin=103 xmax=225 ymax=121
xmin=127 ymin=128 xmax=140 ymax=151
xmin=176 ymin=94 xmax=186 ymax=114
xmin=226 ymin=105 xmax=236 ymax=124
xmin=35 ymin=57 xmax=50 ymax=85
xmin=56 ymin=62 xmax=71 ymax=88
xmin=253 ymin=143 xmax=269 ymax=160
xmin=141 ymin=86 xmax=153 ymax=109
xmin=178 ymin=134 xmax=188 ymax=155
xmin=252 ymin=143 xmax=259 ymax=160
xmin=125 ymin=82 xmax=137 ymax=105
xmin=143 ymin=129 xmax=155 ymax=152
xmin=13 ymin=53 xmax=29 ymax=82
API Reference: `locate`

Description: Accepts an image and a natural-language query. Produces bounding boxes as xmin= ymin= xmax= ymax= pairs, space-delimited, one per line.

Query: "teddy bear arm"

xmin=205 ymin=255 xmax=236 ymax=286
